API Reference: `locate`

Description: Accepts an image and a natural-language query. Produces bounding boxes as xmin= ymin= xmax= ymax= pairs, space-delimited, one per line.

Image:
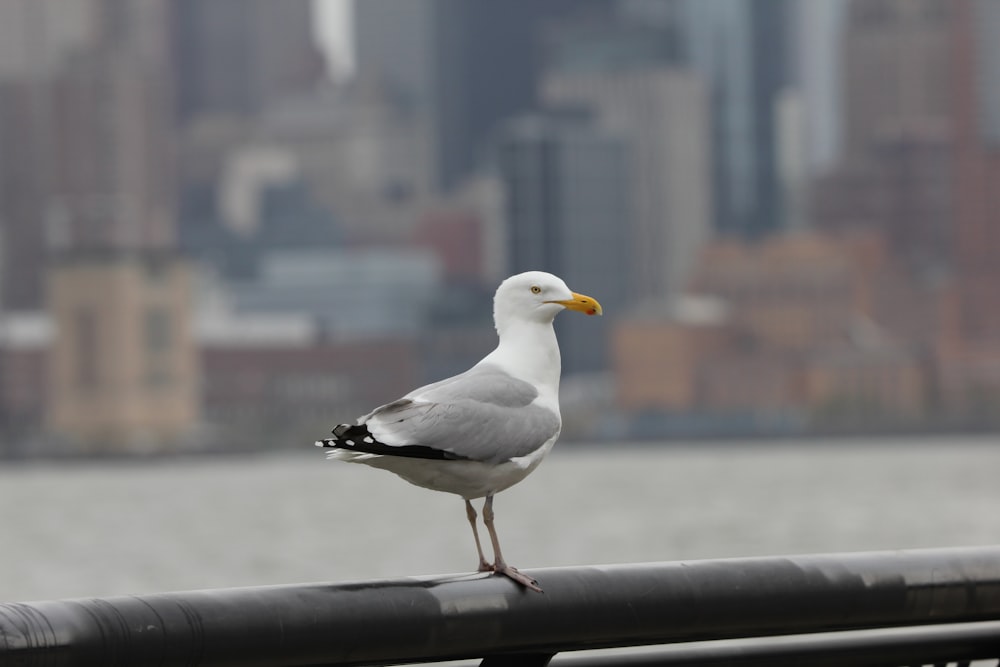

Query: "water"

xmin=1 ymin=436 xmax=998 ymax=603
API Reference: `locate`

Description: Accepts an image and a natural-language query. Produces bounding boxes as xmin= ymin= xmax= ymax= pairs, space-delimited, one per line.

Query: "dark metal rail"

xmin=2 ymin=546 xmax=1000 ymax=666
xmin=548 ymin=621 xmax=1000 ymax=666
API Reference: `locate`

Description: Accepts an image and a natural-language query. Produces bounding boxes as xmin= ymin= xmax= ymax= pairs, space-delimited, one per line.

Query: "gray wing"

xmin=360 ymin=364 xmax=561 ymax=464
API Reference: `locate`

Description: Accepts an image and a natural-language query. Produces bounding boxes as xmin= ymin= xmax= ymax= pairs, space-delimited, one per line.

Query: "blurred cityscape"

xmin=1 ymin=0 xmax=999 ymax=456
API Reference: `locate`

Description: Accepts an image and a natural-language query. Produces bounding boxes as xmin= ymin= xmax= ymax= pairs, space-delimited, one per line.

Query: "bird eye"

xmin=530 ymin=285 xmax=542 ymax=294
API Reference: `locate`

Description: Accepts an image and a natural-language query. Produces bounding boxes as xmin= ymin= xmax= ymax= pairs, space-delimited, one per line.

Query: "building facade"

xmin=354 ymin=0 xmax=601 ymax=191
xmin=47 ymin=252 xmax=199 ymax=450
xmin=677 ymin=0 xmax=796 ymax=237
xmin=0 ymin=0 xmax=176 ymax=309
xmin=171 ymin=0 xmax=325 ymax=120
xmin=496 ymin=113 xmax=630 ymax=374
xmin=542 ymin=67 xmax=712 ymax=302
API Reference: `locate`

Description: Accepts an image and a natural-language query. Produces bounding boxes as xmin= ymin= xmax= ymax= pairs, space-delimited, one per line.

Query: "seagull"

xmin=316 ymin=271 xmax=602 ymax=592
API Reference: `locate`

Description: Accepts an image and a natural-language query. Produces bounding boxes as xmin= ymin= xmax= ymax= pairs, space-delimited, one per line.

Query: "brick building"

xmin=200 ymin=337 xmax=420 ymax=445
xmin=612 ymin=232 xmax=931 ymax=429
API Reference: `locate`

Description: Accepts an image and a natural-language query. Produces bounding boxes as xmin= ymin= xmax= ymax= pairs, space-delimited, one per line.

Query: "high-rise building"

xmin=354 ymin=0 xmax=600 ymax=191
xmin=0 ymin=0 xmax=177 ymax=309
xmin=815 ymin=0 xmax=1000 ymax=416
xmin=841 ymin=0 xmax=952 ymax=158
xmin=0 ymin=0 xmax=201 ymax=449
xmin=676 ymin=0 xmax=796 ymax=237
xmin=812 ymin=0 xmax=954 ymax=270
xmin=542 ymin=68 xmax=712 ymax=303
xmin=0 ymin=0 xmax=96 ymax=80
xmin=170 ymin=0 xmax=325 ymax=120
xmin=496 ymin=113 xmax=630 ymax=374
xmin=951 ymin=0 xmax=1000 ymax=343
xmin=794 ymin=0 xmax=848 ymax=175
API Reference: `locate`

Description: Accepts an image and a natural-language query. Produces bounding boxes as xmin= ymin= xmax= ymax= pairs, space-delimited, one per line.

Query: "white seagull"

xmin=316 ymin=271 xmax=602 ymax=592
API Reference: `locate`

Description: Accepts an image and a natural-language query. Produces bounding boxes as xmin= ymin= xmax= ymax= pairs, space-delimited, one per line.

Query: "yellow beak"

xmin=548 ymin=292 xmax=603 ymax=316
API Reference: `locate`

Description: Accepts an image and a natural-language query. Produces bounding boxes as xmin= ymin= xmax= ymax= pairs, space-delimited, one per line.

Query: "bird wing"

xmin=345 ymin=364 xmax=561 ymax=464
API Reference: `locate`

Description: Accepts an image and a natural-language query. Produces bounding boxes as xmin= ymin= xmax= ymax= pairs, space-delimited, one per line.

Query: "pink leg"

xmin=482 ymin=495 xmax=542 ymax=593
xmin=465 ymin=499 xmax=493 ymax=572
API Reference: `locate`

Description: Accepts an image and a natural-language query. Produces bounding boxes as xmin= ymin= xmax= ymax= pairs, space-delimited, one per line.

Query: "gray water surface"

xmin=2 ymin=437 xmax=998 ymax=602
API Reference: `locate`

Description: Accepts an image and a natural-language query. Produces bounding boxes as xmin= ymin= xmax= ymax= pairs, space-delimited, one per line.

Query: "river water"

xmin=1 ymin=436 xmax=998 ymax=603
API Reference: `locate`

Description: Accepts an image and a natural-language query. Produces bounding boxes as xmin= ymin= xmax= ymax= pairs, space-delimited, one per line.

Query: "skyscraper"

xmin=496 ymin=113 xmax=630 ymax=374
xmin=354 ymin=0 xmax=600 ymax=191
xmin=812 ymin=0 xmax=954 ymax=268
xmin=0 ymin=0 xmax=201 ymax=448
xmin=171 ymin=0 xmax=325 ymax=120
xmin=542 ymin=67 xmax=712 ymax=303
xmin=841 ymin=0 xmax=952 ymax=158
xmin=951 ymin=0 xmax=1000 ymax=343
xmin=677 ymin=0 xmax=795 ymax=237
xmin=0 ymin=0 xmax=177 ymax=308
xmin=794 ymin=0 xmax=848 ymax=174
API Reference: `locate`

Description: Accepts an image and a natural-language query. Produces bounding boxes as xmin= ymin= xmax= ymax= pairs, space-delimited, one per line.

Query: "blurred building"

xmin=411 ymin=208 xmax=485 ymax=284
xmin=613 ymin=233 xmax=932 ymax=434
xmin=261 ymin=81 xmax=435 ymax=243
xmin=0 ymin=0 xmax=205 ymax=452
xmin=676 ymin=0 xmax=797 ymax=237
xmin=47 ymin=252 xmax=199 ymax=451
xmin=544 ymin=0 xmax=805 ymax=239
xmin=177 ymin=79 xmax=434 ymax=251
xmin=213 ymin=248 xmax=441 ymax=339
xmin=809 ymin=0 xmax=1000 ymax=421
xmin=841 ymin=0 xmax=952 ymax=158
xmin=793 ymin=0 xmax=848 ymax=175
xmin=941 ymin=0 xmax=1000 ymax=415
xmin=170 ymin=0 xmax=326 ymax=120
xmin=0 ymin=0 xmax=176 ymax=309
xmin=541 ymin=67 xmax=711 ymax=303
xmin=813 ymin=0 xmax=954 ymax=270
xmin=200 ymin=332 xmax=419 ymax=445
xmin=354 ymin=0 xmax=601 ymax=191
xmin=0 ymin=1 xmax=96 ymax=80
xmin=496 ymin=113 xmax=630 ymax=374
xmin=0 ymin=313 xmax=51 ymax=445
xmin=811 ymin=133 xmax=953 ymax=272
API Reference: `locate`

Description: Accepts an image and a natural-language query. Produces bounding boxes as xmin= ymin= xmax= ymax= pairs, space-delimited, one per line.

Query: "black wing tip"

xmin=332 ymin=423 xmax=368 ymax=438
xmin=316 ymin=423 xmax=469 ymax=461
xmin=319 ymin=423 xmax=375 ymax=450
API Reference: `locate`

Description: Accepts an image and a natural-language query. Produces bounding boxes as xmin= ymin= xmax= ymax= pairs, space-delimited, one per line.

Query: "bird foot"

xmin=477 ymin=561 xmax=495 ymax=573
xmin=495 ymin=565 xmax=543 ymax=593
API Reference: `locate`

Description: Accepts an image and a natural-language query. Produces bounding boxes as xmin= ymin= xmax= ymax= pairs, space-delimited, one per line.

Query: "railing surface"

xmin=2 ymin=546 xmax=1000 ymax=666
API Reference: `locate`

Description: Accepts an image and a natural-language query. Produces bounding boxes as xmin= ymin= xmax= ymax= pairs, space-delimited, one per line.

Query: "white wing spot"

xmin=345 ymin=439 xmax=354 ymax=446
xmin=363 ymin=436 xmax=374 ymax=444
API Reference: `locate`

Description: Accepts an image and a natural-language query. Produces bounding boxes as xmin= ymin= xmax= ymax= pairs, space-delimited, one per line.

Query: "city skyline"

xmin=2 ymin=0 xmax=1000 ymax=454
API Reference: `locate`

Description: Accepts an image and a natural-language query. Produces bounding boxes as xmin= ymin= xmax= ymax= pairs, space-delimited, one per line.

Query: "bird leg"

xmin=465 ymin=499 xmax=494 ymax=572
xmin=482 ymin=495 xmax=542 ymax=592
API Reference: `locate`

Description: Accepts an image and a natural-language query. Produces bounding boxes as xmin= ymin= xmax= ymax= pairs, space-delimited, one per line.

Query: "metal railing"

xmin=2 ymin=546 xmax=1000 ymax=666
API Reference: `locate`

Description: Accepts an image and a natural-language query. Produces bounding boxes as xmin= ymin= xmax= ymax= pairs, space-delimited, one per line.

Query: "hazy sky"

xmin=314 ymin=0 xmax=354 ymax=78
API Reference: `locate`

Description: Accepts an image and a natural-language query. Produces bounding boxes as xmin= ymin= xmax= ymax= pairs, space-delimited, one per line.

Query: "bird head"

xmin=493 ymin=271 xmax=602 ymax=332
